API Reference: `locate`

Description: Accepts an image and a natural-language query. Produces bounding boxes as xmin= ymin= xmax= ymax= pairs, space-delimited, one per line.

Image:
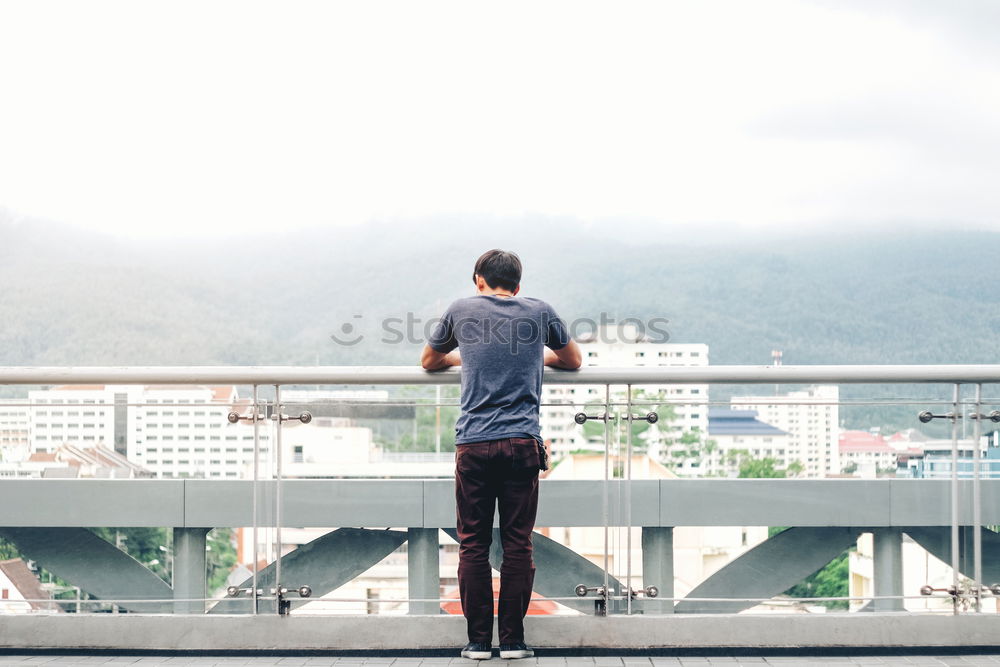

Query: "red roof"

xmin=0 ymin=559 xmax=61 ymax=612
xmin=839 ymin=430 xmax=894 ymax=454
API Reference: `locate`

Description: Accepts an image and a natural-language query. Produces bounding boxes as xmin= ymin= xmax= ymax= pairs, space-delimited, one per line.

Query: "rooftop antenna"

xmin=771 ymin=349 xmax=782 ymax=396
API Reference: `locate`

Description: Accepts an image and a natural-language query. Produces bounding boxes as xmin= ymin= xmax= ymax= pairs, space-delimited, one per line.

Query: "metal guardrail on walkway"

xmin=0 ymin=365 xmax=998 ymax=650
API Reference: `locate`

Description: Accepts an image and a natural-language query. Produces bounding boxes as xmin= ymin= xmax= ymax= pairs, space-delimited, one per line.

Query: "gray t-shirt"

xmin=428 ymin=295 xmax=570 ymax=445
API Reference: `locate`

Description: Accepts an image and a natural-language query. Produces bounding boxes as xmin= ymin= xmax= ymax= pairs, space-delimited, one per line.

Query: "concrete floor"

xmin=2 ymin=654 xmax=1000 ymax=667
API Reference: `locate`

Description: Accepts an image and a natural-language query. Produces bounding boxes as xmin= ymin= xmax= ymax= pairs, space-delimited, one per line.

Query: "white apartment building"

xmin=730 ymin=385 xmax=840 ymax=478
xmin=25 ymin=385 xmax=271 ymax=479
xmin=541 ymin=325 xmax=709 ymax=457
xmin=0 ymin=399 xmax=29 ymax=462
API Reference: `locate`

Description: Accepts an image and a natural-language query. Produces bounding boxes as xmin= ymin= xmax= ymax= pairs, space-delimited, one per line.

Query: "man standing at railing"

xmin=422 ymin=249 xmax=582 ymax=660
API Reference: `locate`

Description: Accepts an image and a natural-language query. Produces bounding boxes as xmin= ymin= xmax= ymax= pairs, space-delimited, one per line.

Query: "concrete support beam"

xmin=873 ymin=528 xmax=904 ymax=612
xmin=641 ymin=527 xmax=673 ymax=614
xmin=173 ymin=527 xmax=209 ymax=614
xmin=407 ymin=528 xmax=440 ymax=615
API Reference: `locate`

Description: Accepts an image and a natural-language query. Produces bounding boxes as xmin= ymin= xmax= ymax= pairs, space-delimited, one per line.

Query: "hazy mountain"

xmin=2 ymin=213 xmax=997 ymax=431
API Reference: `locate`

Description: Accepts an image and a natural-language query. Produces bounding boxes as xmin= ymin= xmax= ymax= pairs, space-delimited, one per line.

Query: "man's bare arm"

xmin=421 ymin=345 xmax=462 ymax=371
xmin=544 ymin=339 xmax=582 ymax=370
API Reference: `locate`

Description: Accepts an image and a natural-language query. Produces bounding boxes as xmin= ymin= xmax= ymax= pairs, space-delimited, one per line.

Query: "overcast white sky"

xmin=1 ymin=0 xmax=998 ymax=239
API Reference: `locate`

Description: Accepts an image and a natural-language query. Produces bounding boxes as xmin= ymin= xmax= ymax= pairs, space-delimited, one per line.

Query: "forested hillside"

xmin=2 ymin=213 xmax=997 ymax=431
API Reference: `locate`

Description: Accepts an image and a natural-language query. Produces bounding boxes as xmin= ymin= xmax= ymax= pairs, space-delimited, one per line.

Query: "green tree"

xmin=738 ymin=457 xmax=786 ymax=478
xmin=783 ymin=551 xmax=850 ymax=610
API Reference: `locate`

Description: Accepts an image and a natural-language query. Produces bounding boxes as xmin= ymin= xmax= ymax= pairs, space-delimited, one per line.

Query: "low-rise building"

xmin=0 ymin=558 xmax=60 ymax=613
xmin=701 ymin=408 xmax=791 ymax=477
xmin=839 ymin=430 xmax=899 ymax=477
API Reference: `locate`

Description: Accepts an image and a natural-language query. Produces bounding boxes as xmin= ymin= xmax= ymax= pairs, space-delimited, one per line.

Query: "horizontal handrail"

xmin=2 ymin=364 xmax=1000 ymax=385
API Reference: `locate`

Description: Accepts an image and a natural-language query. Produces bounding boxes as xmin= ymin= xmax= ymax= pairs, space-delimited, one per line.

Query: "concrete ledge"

xmin=5 ymin=479 xmax=1000 ymax=528
xmin=2 ymin=614 xmax=1000 ymax=650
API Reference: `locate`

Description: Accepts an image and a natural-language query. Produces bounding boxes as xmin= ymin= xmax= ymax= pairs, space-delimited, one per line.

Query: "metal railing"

xmin=0 ymin=364 xmax=998 ymax=621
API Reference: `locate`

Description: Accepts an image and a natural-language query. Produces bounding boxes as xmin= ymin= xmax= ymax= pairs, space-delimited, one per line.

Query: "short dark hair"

xmin=473 ymin=249 xmax=522 ymax=291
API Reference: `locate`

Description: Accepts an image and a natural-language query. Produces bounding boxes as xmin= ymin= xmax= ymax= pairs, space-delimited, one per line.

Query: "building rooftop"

xmin=707 ymin=408 xmax=787 ymax=436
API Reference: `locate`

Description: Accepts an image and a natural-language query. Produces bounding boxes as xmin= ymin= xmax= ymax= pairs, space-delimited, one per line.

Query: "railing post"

xmin=407 ymin=528 xmax=440 ymax=615
xmin=873 ymin=528 xmax=904 ymax=612
xmin=641 ymin=526 xmax=674 ymax=614
xmin=173 ymin=527 xmax=209 ymax=614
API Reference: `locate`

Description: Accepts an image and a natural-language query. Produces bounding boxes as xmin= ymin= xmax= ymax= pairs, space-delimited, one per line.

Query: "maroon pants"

xmin=455 ymin=437 xmax=540 ymax=644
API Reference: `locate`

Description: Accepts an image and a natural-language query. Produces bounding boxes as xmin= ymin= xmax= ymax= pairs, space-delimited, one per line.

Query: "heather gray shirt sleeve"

xmin=544 ymin=303 xmax=571 ymax=351
xmin=428 ymin=303 xmax=458 ymax=354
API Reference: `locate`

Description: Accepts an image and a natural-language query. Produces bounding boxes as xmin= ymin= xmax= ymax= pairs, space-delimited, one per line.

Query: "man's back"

xmin=428 ymin=294 xmax=568 ymax=445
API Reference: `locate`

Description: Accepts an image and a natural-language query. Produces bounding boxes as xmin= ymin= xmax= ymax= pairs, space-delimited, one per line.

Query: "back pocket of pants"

xmin=510 ymin=438 xmax=541 ymax=472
